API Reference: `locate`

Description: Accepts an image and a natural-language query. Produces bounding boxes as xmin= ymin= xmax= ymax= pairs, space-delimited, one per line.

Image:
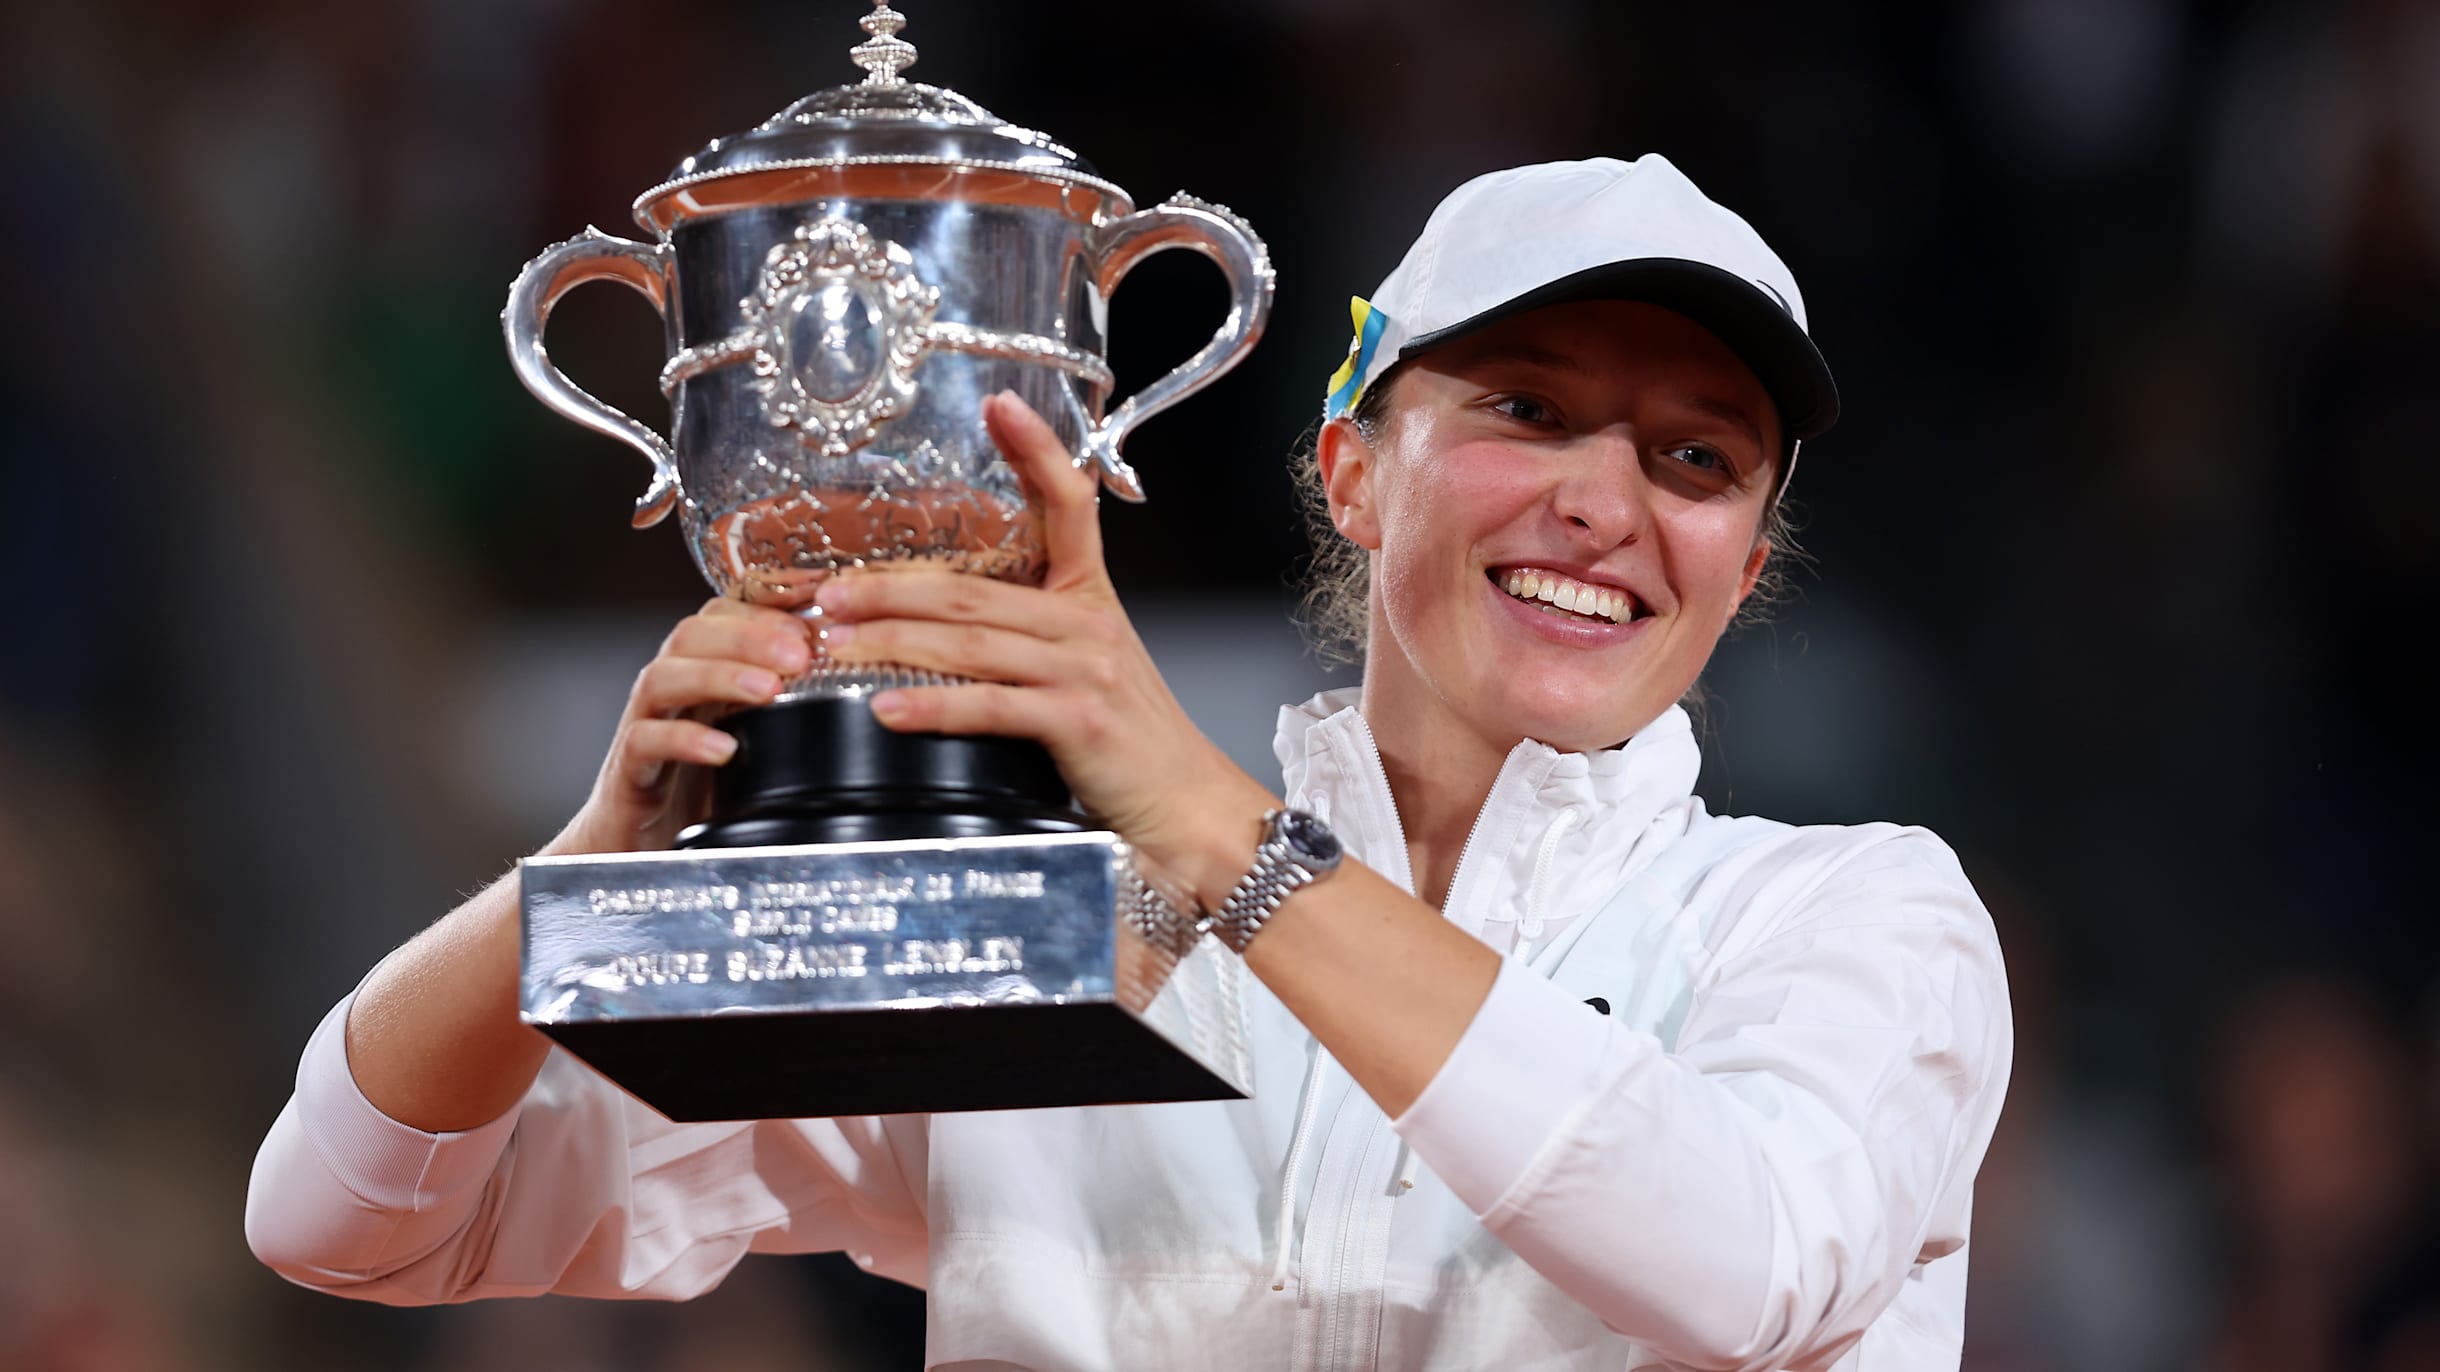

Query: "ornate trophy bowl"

xmin=500 ymin=2 xmax=1265 ymax=1121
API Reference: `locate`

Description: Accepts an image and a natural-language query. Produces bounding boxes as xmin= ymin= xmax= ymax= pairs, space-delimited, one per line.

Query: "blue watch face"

xmin=1278 ymin=810 xmax=1341 ymax=867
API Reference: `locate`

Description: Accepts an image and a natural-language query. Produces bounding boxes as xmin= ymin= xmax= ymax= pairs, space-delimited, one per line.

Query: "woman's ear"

xmin=1728 ymin=537 xmax=1772 ymax=625
xmin=1317 ymin=416 xmax=1384 ymax=551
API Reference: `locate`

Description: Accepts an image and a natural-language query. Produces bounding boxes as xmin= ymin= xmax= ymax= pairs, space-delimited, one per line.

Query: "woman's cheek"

xmin=1666 ymin=508 xmax=1760 ymax=620
xmin=1372 ymin=541 xmax=1446 ymax=639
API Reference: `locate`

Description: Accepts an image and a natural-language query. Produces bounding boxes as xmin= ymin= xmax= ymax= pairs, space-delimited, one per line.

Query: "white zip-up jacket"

xmin=248 ymin=691 xmax=2012 ymax=1371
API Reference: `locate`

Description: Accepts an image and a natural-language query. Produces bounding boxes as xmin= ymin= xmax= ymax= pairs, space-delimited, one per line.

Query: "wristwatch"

xmin=1119 ymin=863 xmax=1204 ymax=963
xmin=1208 ymin=808 xmax=1344 ymax=953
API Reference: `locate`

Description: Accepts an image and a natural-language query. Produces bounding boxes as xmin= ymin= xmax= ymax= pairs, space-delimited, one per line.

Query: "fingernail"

xmin=738 ymin=667 xmax=780 ymax=697
xmin=869 ymin=689 xmax=908 ymax=722
xmin=816 ymin=580 xmax=851 ymax=612
xmin=703 ymin=732 xmax=739 ymax=764
xmin=820 ymin=621 xmax=855 ymax=649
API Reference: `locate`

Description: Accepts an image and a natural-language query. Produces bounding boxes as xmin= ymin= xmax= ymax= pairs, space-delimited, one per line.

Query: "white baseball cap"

xmin=1323 ymin=155 xmax=1839 ymax=465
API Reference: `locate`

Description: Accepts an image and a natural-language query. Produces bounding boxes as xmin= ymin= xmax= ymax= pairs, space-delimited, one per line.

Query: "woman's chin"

xmin=1474 ymin=680 xmax=1669 ymax=754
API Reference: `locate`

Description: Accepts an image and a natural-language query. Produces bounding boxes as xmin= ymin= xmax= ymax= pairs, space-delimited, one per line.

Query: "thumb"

xmin=985 ymin=390 xmax=1108 ymax=591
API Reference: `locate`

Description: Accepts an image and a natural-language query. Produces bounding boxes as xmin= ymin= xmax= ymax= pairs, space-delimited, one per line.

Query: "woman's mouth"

xmin=1489 ymin=566 xmax=1641 ymax=625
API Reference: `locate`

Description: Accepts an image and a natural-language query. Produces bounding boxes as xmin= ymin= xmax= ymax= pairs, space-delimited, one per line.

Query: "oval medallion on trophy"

xmin=789 ymin=277 xmax=886 ymax=406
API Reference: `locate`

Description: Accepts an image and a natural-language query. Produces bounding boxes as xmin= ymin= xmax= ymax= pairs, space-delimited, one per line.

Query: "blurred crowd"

xmin=2 ymin=0 xmax=2436 ymax=1368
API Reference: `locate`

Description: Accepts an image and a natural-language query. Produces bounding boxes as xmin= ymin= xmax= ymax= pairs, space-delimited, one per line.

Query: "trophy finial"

xmin=852 ymin=2 xmax=917 ymax=87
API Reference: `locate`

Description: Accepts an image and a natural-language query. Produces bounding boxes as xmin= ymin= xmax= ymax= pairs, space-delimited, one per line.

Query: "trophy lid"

xmin=634 ymin=2 xmax=1132 ymax=235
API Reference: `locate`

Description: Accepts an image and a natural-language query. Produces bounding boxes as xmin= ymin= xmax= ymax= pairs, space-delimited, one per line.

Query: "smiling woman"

xmin=1297 ymin=353 xmax=1810 ymax=680
xmin=247 ymin=155 xmax=2011 ymax=1372
xmin=1319 ymin=300 xmax=1790 ymax=769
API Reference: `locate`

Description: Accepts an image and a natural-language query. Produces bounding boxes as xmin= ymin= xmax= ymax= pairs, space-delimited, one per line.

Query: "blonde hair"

xmin=1289 ymin=362 xmax=1808 ymax=668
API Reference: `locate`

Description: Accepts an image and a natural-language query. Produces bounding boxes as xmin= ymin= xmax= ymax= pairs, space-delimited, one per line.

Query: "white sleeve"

xmin=1390 ymin=832 xmax=2012 ymax=1372
xmin=244 ymin=991 xmax=931 ymax=1305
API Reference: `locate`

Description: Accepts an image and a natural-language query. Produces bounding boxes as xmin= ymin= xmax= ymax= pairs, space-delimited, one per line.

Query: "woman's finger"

xmin=826 ymin=615 xmax=1080 ymax=686
xmin=613 ymin=716 xmax=739 ymax=792
xmin=665 ymin=612 xmax=815 ymax=676
xmin=815 ymin=568 xmax=1093 ymax=642
xmin=698 ymin=593 xmax=803 ymax=619
xmin=984 ymin=391 xmax=1106 ymax=588
xmin=869 ymin=681 xmax=1075 ymax=748
xmin=631 ymin=655 xmax=786 ymax=719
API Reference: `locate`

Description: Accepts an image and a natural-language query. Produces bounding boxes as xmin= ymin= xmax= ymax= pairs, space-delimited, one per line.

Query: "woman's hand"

xmin=818 ymin=393 xmax=1508 ymax=1122
xmin=554 ymin=597 xmax=816 ymax=856
xmin=816 ymin=391 xmax=1275 ymax=894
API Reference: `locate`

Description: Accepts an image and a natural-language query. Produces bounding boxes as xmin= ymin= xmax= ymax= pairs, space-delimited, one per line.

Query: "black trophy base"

xmin=538 ymin=1003 xmax=1245 ymax=1122
xmin=518 ymin=696 xmax=1255 ymax=1122
xmin=678 ymin=692 xmax=1084 ymax=847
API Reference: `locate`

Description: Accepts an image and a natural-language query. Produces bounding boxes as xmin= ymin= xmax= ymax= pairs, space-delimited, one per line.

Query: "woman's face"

xmin=1322 ymin=299 xmax=1783 ymax=755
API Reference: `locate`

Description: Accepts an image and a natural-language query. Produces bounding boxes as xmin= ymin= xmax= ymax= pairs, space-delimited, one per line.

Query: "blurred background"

xmin=2 ymin=0 xmax=2436 ymax=1367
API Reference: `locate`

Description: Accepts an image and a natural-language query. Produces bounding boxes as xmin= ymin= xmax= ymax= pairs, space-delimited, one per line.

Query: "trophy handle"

xmin=502 ymin=228 xmax=682 ymax=528
xmin=1081 ymin=194 xmax=1276 ymax=503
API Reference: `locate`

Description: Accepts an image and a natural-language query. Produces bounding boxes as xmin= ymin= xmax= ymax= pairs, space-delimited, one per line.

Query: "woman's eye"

xmin=1664 ymin=444 xmax=1730 ymax=475
xmin=1489 ymin=395 xmax=1555 ymax=426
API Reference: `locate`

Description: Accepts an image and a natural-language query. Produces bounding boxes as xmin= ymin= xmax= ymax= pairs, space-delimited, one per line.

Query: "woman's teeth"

xmin=1497 ymin=568 xmax=1636 ymax=625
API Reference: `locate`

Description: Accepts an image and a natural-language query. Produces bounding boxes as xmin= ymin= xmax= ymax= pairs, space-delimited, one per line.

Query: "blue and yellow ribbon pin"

xmin=1324 ymin=296 xmax=1391 ymax=419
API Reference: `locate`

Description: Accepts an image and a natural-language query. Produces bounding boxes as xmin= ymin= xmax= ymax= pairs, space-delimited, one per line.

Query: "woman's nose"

xmin=1551 ymin=434 xmax=1650 ymax=546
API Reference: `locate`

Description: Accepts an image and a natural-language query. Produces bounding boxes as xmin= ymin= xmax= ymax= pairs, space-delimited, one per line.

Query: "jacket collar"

xmin=1272 ymin=690 xmax=1704 ymax=936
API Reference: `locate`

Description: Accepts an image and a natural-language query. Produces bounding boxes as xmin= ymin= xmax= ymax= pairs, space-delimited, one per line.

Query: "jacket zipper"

xmin=1343 ymin=709 xmax=1514 ymax=913
xmin=1440 ymin=751 xmax=1537 ymax=931
xmin=1311 ymin=713 xmax=1527 ymax=1369
xmin=1323 ymin=1119 xmax=1388 ymax=1368
xmin=1442 ymin=794 xmax=1500 ymax=916
xmin=1340 ymin=711 xmax=1415 ymax=892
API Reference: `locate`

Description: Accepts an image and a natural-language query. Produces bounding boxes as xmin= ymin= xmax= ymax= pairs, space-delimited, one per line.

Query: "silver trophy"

xmin=502 ymin=1 xmax=1268 ymax=1121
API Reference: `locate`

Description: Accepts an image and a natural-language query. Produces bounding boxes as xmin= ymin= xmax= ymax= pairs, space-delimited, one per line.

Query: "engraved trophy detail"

xmin=500 ymin=1 xmax=1268 ymax=1121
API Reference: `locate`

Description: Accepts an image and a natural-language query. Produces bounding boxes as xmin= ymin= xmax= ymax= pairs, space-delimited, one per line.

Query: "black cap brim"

xmin=1398 ymin=258 xmax=1840 ymax=441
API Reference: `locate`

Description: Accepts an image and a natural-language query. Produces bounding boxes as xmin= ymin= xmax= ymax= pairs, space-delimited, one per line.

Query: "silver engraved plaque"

xmin=521 ymin=831 xmax=1253 ymax=1121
